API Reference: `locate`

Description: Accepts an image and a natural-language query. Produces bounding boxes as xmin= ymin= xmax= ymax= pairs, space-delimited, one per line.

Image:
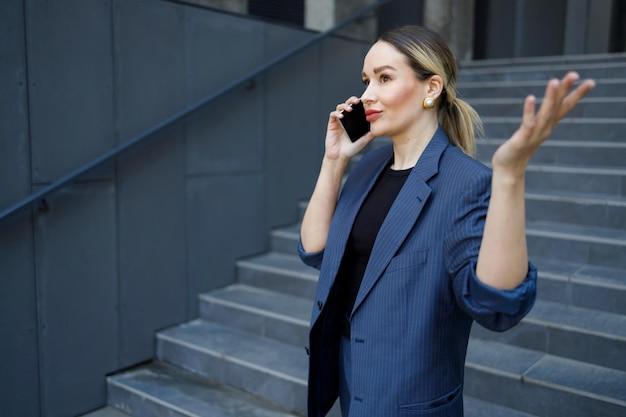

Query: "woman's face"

xmin=360 ymin=41 xmax=434 ymax=140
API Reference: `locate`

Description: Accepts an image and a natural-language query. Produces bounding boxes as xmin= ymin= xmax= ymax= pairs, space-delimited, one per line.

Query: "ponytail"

xmin=440 ymin=91 xmax=483 ymax=157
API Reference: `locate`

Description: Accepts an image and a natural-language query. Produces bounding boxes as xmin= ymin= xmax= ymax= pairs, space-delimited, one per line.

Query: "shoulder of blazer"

xmin=438 ymin=143 xmax=492 ymax=188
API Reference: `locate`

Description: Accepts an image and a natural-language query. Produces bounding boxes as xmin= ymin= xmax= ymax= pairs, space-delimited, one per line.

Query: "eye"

xmin=362 ymin=78 xmax=370 ymax=86
xmin=380 ymin=74 xmax=391 ymax=83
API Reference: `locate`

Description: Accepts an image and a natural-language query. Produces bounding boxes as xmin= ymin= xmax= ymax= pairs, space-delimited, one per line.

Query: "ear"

xmin=426 ymin=75 xmax=444 ymax=99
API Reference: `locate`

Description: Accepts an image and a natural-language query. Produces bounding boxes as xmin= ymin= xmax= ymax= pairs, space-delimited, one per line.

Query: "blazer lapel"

xmin=351 ymin=129 xmax=450 ymax=315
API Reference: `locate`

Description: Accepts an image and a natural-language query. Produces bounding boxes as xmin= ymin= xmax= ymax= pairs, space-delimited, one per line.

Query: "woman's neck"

xmin=389 ymin=119 xmax=439 ymax=170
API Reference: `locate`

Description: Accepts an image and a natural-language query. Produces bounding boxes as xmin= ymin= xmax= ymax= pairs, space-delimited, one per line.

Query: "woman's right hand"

xmin=325 ymin=96 xmax=375 ymax=161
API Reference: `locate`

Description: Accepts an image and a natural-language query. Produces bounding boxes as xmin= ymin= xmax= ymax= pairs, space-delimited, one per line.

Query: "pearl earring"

xmin=423 ymin=97 xmax=435 ymax=109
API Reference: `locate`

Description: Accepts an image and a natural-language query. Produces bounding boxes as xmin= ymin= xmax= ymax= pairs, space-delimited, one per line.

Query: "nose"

xmin=360 ymin=84 xmax=376 ymax=105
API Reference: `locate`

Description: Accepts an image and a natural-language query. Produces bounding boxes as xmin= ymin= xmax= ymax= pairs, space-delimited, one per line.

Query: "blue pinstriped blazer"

xmin=299 ymin=127 xmax=537 ymax=417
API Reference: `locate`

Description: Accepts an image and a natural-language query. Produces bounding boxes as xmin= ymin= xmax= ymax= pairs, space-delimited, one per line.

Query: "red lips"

xmin=365 ymin=109 xmax=382 ymax=122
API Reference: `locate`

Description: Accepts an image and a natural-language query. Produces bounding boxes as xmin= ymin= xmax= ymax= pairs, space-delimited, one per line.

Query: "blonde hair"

xmin=379 ymin=26 xmax=483 ymax=156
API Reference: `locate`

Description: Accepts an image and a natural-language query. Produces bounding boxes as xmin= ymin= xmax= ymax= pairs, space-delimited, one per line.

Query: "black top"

xmin=337 ymin=164 xmax=412 ymax=318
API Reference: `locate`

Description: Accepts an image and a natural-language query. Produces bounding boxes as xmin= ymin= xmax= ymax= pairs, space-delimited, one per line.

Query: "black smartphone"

xmin=339 ymin=101 xmax=370 ymax=142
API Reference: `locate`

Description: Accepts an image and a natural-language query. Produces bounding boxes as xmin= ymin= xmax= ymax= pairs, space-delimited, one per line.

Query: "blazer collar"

xmin=351 ymin=127 xmax=450 ymax=315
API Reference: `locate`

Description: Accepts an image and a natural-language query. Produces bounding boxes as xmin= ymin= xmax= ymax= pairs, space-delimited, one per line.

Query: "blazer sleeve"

xmin=445 ymin=166 xmax=537 ymax=332
xmin=298 ymin=239 xmax=324 ymax=270
xmin=454 ymin=259 xmax=537 ymax=332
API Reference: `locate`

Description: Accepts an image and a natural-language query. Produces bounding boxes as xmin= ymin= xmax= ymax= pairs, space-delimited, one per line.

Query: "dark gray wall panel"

xmin=587 ymin=0 xmax=613 ymax=53
xmin=520 ymin=0 xmax=566 ymax=56
xmin=114 ymin=0 xmax=186 ymax=140
xmin=26 ymin=0 xmax=115 ymax=183
xmin=0 ymin=216 xmax=40 ymax=417
xmin=113 ymin=0 xmax=188 ymax=366
xmin=475 ymin=0 xmax=516 ymax=59
xmin=0 ymin=2 xmax=40 ymax=415
xmin=0 ymin=0 xmax=30 ymax=208
xmin=184 ymin=7 xmax=266 ymax=102
xmin=117 ymin=128 xmax=187 ymax=366
xmin=186 ymin=174 xmax=267 ymax=315
xmin=320 ymin=37 xmax=371 ymax=122
xmin=564 ymin=0 xmax=590 ymax=55
xmin=265 ymin=25 xmax=322 ymax=229
xmin=35 ymin=183 xmax=118 ymax=417
xmin=184 ymin=11 xmax=266 ymax=176
xmin=186 ymin=86 xmax=265 ymax=175
xmin=379 ymin=0 xmax=424 ymax=34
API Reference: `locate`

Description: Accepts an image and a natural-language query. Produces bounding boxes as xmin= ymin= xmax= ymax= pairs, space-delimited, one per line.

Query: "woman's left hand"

xmin=492 ymin=72 xmax=595 ymax=176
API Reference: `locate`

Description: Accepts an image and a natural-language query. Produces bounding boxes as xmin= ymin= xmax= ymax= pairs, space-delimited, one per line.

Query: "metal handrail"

xmin=0 ymin=0 xmax=391 ymax=224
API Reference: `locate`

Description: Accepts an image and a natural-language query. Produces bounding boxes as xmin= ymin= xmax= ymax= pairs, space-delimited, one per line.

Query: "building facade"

xmin=191 ymin=0 xmax=626 ymax=60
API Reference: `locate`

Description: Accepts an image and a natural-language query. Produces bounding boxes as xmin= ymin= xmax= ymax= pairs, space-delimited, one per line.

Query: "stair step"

xmin=460 ymin=78 xmax=626 ymax=99
xmin=482 ymin=116 xmax=626 ymax=141
xmin=523 ymin=164 xmax=626 ymax=198
xmin=270 ymin=224 xmax=301 ymax=255
xmin=237 ymin=252 xmax=318 ymax=299
xmin=460 ymin=53 xmax=626 ymax=69
xmin=458 ymin=61 xmax=626 ymax=83
xmin=524 ymin=191 xmax=626 ymax=231
xmin=469 ymin=97 xmax=626 ymax=118
xmin=463 ymin=396 xmax=539 ymax=417
xmin=78 ymin=407 xmax=132 ymax=417
xmin=471 ymin=300 xmax=626 ymax=371
xmin=527 ymin=221 xmax=626 ymax=269
xmin=477 ymin=139 xmax=626 ymax=169
xmin=107 ymin=361 xmax=300 ymax=417
xmin=199 ymin=284 xmax=310 ymax=347
xmin=465 ymin=339 xmax=626 ymax=417
xmin=156 ymin=319 xmax=308 ymax=415
xmin=297 ymin=201 xmax=307 ymax=221
xmin=533 ymin=256 xmax=626 ymax=315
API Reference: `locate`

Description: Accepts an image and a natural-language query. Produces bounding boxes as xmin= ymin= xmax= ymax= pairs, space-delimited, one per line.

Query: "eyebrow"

xmin=374 ymin=65 xmax=396 ymax=73
xmin=362 ymin=65 xmax=397 ymax=77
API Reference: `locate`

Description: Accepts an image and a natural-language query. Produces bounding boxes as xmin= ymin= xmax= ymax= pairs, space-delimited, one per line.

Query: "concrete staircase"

xmin=94 ymin=54 xmax=626 ymax=417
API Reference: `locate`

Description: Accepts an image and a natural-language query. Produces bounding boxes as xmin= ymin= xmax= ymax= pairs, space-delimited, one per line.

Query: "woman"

xmin=298 ymin=25 xmax=595 ymax=417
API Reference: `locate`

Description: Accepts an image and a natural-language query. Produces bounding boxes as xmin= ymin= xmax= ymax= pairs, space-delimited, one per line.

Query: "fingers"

xmin=535 ymin=78 xmax=561 ymax=126
xmin=548 ymin=72 xmax=595 ymax=116
xmin=512 ymin=94 xmax=540 ymax=153
xmin=497 ymin=72 xmax=594 ymax=171
xmin=520 ymin=94 xmax=537 ymax=134
xmin=336 ymin=96 xmax=360 ymax=112
xmin=531 ymin=72 xmax=595 ymax=135
xmin=539 ymin=72 xmax=577 ymax=112
xmin=332 ymin=96 xmax=361 ymax=120
xmin=557 ymin=78 xmax=596 ymax=120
